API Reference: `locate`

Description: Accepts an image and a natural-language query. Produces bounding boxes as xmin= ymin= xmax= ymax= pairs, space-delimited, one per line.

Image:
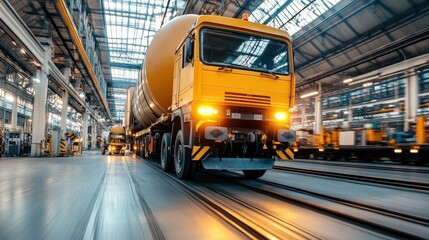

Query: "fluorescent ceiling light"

xmin=300 ymin=91 xmax=319 ymax=99
xmin=343 ymin=78 xmax=353 ymax=83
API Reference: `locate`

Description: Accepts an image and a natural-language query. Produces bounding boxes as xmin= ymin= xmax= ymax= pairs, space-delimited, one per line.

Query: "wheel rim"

xmin=176 ymin=145 xmax=183 ymax=173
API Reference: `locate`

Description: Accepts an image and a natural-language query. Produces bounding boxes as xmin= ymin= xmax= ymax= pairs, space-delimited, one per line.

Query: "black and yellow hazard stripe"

xmin=66 ymin=132 xmax=77 ymax=142
xmin=192 ymin=146 xmax=211 ymax=161
xmin=59 ymin=139 xmax=67 ymax=155
xmin=276 ymin=148 xmax=294 ymax=160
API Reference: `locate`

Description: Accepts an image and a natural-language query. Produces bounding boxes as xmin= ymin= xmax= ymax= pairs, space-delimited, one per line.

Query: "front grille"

xmin=224 ymin=92 xmax=271 ymax=105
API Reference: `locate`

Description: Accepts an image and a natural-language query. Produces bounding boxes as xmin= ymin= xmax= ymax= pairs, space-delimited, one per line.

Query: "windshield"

xmin=200 ymin=27 xmax=290 ymax=75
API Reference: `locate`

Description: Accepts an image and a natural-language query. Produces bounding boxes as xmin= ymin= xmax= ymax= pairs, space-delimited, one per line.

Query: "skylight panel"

xmin=103 ymin=0 xmax=186 ymax=118
xmin=250 ymin=0 xmax=341 ymax=37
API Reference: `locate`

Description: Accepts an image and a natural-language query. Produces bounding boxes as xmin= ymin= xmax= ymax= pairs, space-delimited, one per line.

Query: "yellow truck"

xmin=105 ymin=126 xmax=126 ymax=155
xmin=125 ymin=14 xmax=296 ymax=179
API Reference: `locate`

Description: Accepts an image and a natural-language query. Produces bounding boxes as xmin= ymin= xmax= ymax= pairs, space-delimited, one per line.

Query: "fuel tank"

xmin=132 ymin=14 xmax=199 ymax=128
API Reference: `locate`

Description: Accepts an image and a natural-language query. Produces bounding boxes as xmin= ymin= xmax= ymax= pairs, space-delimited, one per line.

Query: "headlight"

xmin=274 ymin=112 xmax=287 ymax=121
xmin=198 ymin=106 xmax=218 ymax=116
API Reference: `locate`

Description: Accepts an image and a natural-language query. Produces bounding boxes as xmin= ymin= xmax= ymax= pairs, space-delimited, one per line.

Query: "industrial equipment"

xmin=125 ymin=14 xmax=296 ymax=179
xmin=293 ymin=116 xmax=429 ymax=164
xmin=7 ymin=131 xmax=20 ymax=156
xmin=107 ymin=126 xmax=126 ymax=155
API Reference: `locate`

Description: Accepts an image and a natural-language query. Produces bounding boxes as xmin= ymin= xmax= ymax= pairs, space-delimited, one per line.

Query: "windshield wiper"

xmin=259 ymin=65 xmax=279 ymax=79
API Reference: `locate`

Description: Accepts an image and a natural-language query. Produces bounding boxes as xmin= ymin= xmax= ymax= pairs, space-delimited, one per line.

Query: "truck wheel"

xmin=243 ymin=170 xmax=266 ymax=179
xmin=174 ymin=130 xmax=196 ymax=179
xmin=161 ymin=133 xmax=173 ymax=172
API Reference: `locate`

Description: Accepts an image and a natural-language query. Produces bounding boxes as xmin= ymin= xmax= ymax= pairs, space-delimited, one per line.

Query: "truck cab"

xmin=106 ymin=126 xmax=126 ymax=155
xmin=168 ymin=16 xmax=295 ymax=178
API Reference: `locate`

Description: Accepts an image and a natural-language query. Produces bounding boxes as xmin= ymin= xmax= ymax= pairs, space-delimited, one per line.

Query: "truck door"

xmin=178 ymin=36 xmax=195 ymax=107
xmin=173 ymin=54 xmax=181 ymax=108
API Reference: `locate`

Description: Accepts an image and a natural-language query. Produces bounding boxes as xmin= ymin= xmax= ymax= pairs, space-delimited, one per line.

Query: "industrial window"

xmin=419 ymin=67 xmax=429 ymax=93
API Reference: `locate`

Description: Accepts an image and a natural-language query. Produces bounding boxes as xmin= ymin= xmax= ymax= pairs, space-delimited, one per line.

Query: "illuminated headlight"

xmin=198 ymin=106 xmax=218 ymax=116
xmin=274 ymin=112 xmax=287 ymax=121
xmin=410 ymin=149 xmax=419 ymax=154
xmin=394 ymin=148 xmax=402 ymax=153
xmin=133 ymin=146 xmax=137 ymax=150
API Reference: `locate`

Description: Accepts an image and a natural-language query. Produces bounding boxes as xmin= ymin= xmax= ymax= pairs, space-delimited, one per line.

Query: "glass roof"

xmin=103 ymin=0 xmax=186 ymax=121
xmin=102 ymin=0 xmax=340 ymax=122
xmin=249 ymin=0 xmax=341 ymax=37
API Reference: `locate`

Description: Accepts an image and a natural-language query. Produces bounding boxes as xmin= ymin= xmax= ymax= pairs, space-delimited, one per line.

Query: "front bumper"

xmin=201 ymin=157 xmax=274 ymax=170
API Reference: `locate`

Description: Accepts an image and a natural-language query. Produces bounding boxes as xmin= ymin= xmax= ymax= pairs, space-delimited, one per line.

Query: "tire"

xmin=161 ymin=133 xmax=173 ymax=172
xmin=174 ymin=130 xmax=197 ymax=179
xmin=243 ymin=170 xmax=266 ymax=179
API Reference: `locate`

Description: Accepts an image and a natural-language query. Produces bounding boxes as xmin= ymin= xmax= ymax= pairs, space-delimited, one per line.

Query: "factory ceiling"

xmin=3 ymin=0 xmax=429 ymax=122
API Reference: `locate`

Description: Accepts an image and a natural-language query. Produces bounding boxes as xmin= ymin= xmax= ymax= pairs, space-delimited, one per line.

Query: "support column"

xmin=314 ymin=83 xmax=323 ymax=134
xmin=60 ymin=67 xmax=71 ymax=137
xmin=301 ymin=101 xmax=306 ymax=128
xmin=11 ymin=73 xmax=18 ymax=129
xmin=31 ymin=45 xmax=51 ymax=156
xmin=404 ymin=69 xmax=419 ymax=131
xmin=11 ymin=96 xmax=17 ymax=129
xmin=91 ymin=118 xmax=96 ymax=149
xmin=82 ymin=112 xmax=88 ymax=150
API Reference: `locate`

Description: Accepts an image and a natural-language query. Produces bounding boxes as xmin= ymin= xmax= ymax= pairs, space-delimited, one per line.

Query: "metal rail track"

xmin=196 ymin=180 xmax=319 ymax=239
xmin=142 ymin=160 xmax=271 ymax=239
xmin=126 ymin=162 xmax=166 ymax=240
xmin=274 ymin=165 xmax=429 ymax=191
xmin=292 ymin=160 xmax=429 ymax=174
xmin=209 ymin=170 xmax=429 ymax=239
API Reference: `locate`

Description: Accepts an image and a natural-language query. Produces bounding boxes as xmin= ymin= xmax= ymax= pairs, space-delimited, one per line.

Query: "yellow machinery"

xmin=416 ymin=116 xmax=428 ymax=144
xmin=107 ymin=126 xmax=126 ymax=155
xmin=41 ymin=133 xmax=52 ymax=156
xmin=366 ymin=129 xmax=384 ymax=144
xmin=127 ymin=15 xmax=295 ymax=179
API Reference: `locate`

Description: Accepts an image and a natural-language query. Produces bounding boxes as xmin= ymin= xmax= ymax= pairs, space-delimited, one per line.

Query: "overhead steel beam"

xmin=110 ymin=62 xmax=141 ymax=69
xmin=297 ymin=27 xmax=429 ymax=87
xmin=48 ymin=61 xmax=99 ymax=119
xmin=55 ymin=0 xmax=111 ymax=119
xmin=296 ymin=3 xmax=429 ymax=71
xmin=0 ymin=0 xmax=44 ymax=64
xmin=263 ymin=0 xmax=293 ymax=25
